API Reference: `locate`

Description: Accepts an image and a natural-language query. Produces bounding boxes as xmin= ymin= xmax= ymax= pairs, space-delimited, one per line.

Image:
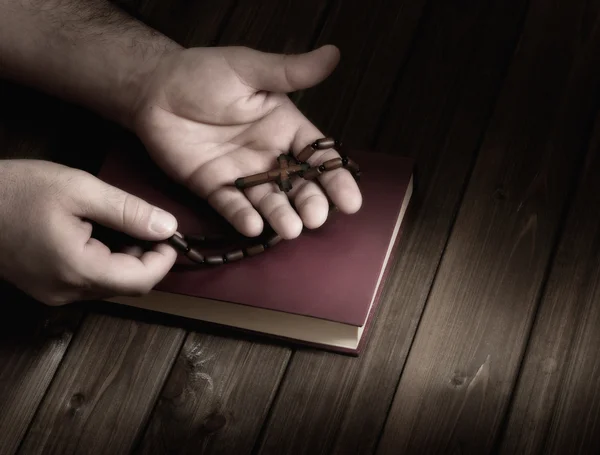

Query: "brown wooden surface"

xmin=3 ymin=0 xmax=600 ymax=454
xmin=19 ymin=314 xmax=185 ymax=455
xmin=498 ymin=112 xmax=600 ymax=455
xmin=377 ymin=0 xmax=600 ymax=452
xmin=0 ymin=288 xmax=82 ymax=455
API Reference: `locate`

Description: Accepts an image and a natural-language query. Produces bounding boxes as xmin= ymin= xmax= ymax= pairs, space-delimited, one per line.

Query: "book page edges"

xmin=106 ymin=176 xmax=413 ymax=351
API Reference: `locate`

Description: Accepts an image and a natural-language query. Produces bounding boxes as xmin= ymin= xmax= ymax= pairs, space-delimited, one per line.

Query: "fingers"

xmin=288 ymin=107 xmax=362 ymax=215
xmin=81 ymin=238 xmax=177 ymax=297
xmin=69 ymin=171 xmax=178 ymax=241
xmin=207 ymin=185 xmax=264 ymax=237
xmin=226 ymin=45 xmax=340 ymax=93
xmin=242 ymin=182 xmax=304 ymax=239
xmin=287 ymin=180 xmax=331 ymax=229
xmin=207 ymin=179 xmax=324 ymax=240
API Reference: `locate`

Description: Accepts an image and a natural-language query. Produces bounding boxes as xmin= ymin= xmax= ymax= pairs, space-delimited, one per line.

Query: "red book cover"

xmin=96 ymin=140 xmax=414 ymax=354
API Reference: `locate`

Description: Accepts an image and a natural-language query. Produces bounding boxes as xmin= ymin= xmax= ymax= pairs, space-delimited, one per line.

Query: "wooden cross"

xmin=234 ymin=153 xmax=309 ymax=193
xmin=276 ymin=153 xmax=292 ymax=192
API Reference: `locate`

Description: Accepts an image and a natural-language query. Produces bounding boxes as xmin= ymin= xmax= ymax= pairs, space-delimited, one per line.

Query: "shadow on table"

xmin=0 ymin=280 xmax=82 ymax=348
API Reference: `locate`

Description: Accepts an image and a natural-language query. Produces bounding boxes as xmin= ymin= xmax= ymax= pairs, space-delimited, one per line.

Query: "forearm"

xmin=0 ymin=0 xmax=182 ymax=129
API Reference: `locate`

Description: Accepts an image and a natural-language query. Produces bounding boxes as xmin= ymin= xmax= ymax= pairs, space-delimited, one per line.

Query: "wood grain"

xmin=217 ymin=0 xmax=330 ymax=53
xmin=498 ymin=113 xmax=600 ymax=453
xmin=542 ymin=212 xmax=600 ymax=454
xmin=375 ymin=0 xmax=600 ymax=453
xmin=134 ymin=337 xmax=288 ymax=455
xmin=254 ymin=0 xmax=530 ymax=454
xmin=0 ymin=285 xmax=82 ymax=455
xmin=336 ymin=0 xmax=427 ymax=149
xmin=135 ymin=0 xmax=236 ymax=47
xmin=17 ymin=314 xmax=184 ymax=455
xmin=294 ymin=0 xmax=424 ymax=139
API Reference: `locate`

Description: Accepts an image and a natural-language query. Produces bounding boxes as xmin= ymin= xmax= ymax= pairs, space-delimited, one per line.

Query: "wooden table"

xmin=2 ymin=0 xmax=600 ymax=453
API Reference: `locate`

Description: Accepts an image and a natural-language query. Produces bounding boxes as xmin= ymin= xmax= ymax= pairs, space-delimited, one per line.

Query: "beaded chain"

xmin=166 ymin=137 xmax=361 ymax=266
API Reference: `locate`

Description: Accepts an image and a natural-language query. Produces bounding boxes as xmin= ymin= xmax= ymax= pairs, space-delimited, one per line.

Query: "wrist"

xmin=119 ymin=38 xmax=183 ymax=131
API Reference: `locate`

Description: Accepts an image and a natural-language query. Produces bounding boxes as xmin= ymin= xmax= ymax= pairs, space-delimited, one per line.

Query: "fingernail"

xmin=150 ymin=208 xmax=177 ymax=234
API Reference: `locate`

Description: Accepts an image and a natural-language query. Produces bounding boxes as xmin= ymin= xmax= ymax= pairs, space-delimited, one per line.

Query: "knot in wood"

xmin=493 ymin=186 xmax=507 ymax=201
xmin=202 ymin=412 xmax=227 ymax=433
xmin=68 ymin=392 xmax=85 ymax=411
xmin=450 ymin=374 xmax=467 ymax=387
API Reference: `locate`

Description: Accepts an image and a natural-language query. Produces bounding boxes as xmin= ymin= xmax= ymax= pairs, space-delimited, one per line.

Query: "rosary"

xmin=166 ymin=137 xmax=361 ymax=266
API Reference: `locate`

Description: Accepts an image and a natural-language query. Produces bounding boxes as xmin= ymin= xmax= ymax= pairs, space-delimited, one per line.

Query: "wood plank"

xmin=9 ymin=1 xmax=235 ymax=453
xmin=375 ymin=0 xmax=600 ymax=453
xmin=134 ymin=336 xmax=288 ymax=454
xmin=542 ymin=210 xmax=600 ymax=452
xmin=0 ymin=285 xmax=82 ymax=455
xmin=17 ymin=314 xmax=184 ymax=455
xmin=334 ymin=0 xmax=427 ymax=149
xmin=294 ymin=0 xmax=427 ymax=139
xmin=135 ymin=0 xmax=236 ymax=48
xmin=131 ymin=1 xmax=330 ymax=453
xmin=254 ymin=0 xmax=530 ymax=454
xmin=498 ymin=114 xmax=600 ymax=453
xmin=217 ymin=0 xmax=330 ymax=52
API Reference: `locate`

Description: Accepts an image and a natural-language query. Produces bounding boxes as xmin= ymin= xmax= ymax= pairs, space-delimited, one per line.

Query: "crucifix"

xmin=234 ymin=152 xmax=310 ymax=193
xmin=233 ymin=137 xmax=358 ymax=193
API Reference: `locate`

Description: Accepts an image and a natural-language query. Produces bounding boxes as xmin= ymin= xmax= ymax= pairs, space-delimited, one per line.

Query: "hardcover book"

xmin=96 ymin=140 xmax=414 ymax=355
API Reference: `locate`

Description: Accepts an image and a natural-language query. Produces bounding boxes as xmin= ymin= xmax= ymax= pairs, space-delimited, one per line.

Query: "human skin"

xmin=0 ymin=0 xmax=362 ymax=305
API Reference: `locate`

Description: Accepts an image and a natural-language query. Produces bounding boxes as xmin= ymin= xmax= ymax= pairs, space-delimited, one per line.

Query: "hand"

xmin=0 ymin=159 xmax=178 ymax=305
xmin=132 ymin=45 xmax=363 ymax=240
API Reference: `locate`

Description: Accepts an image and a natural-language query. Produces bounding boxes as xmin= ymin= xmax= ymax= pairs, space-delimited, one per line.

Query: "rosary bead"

xmin=341 ymin=156 xmax=349 ymax=166
xmin=246 ymin=244 xmax=265 ymax=256
xmin=323 ymin=158 xmax=343 ymax=171
xmin=225 ymin=250 xmax=244 ymax=262
xmin=345 ymin=158 xmax=360 ymax=173
xmin=168 ymin=233 xmax=189 ymax=252
xmin=266 ymin=234 xmax=282 ymax=247
xmin=315 ymin=137 xmax=336 ymax=150
xmin=186 ymin=248 xmax=205 ymax=264
xmin=205 ymin=255 xmax=225 ymax=265
xmin=297 ymin=144 xmax=316 ymax=162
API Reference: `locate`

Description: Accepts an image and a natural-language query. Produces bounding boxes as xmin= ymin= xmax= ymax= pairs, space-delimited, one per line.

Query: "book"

xmin=96 ymin=140 xmax=414 ymax=355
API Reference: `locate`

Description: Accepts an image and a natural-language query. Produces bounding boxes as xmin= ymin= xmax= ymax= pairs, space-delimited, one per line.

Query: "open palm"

xmin=132 ymin=45 xmax=362 ymax=240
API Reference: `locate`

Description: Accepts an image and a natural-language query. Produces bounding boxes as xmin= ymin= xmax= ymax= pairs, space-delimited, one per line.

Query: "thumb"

xmin=229 ymin=44 xmax=341 ymax=93
xmin=71 ymin=172 xmax=178 ymax=241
